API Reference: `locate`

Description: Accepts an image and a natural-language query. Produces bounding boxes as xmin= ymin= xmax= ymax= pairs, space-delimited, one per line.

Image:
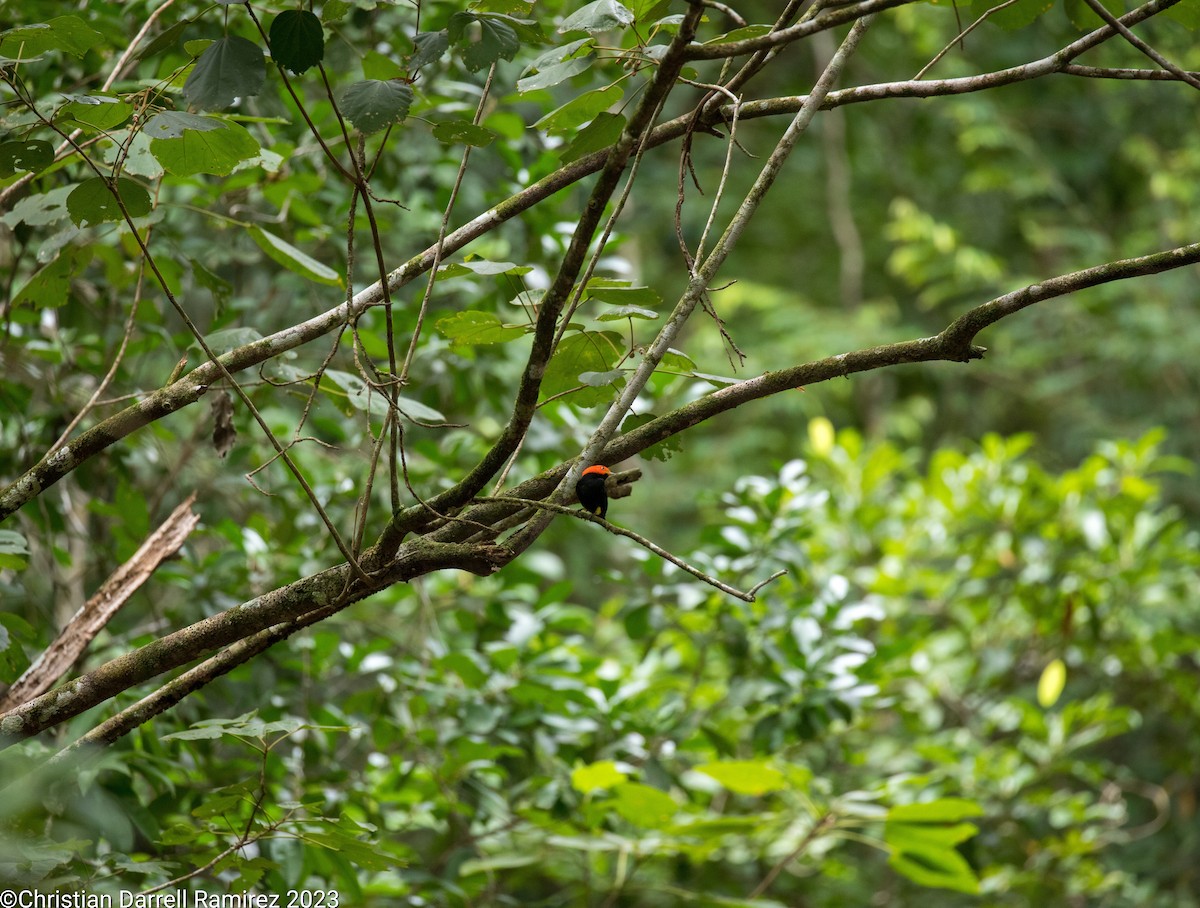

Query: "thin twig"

xmin=496 ymin=498 xmax=786 ymax=602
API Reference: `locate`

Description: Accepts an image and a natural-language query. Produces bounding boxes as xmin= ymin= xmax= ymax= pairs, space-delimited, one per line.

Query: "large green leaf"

xmin=559 ymin=111 xmax=625 ymax=163
xmin=55 ymin=93 xmax=133 ymax=131
xmin=182 ymin=35 xmax=266 ymax=110
xmin=247 ymin=226 xmax=341 ymax=286
xmin=13 ymin=247 xmax=91 ymax=309
xmin=149 ymin=119 xmax=261 ymax=176
xmin=448 ymin=12 xmax=522 ymax=72
xmin=0 ymin=16 xmax=103 ymax=59
xmin=0 ymin=140 xmax=54 ymax=176
xmin=558 ymin=0 xmax=635 ymax=33
xmin=695 ymin=760 xmax=788 ymax=796
xmin=339 ymin=80 xmax=414 ymax=133
xmin=66 ymin=178 xmax=152 ymax=227
xmin=436 ymin=311 xmax=527 ymax=346
xmin=541 ymin=330 xmax=623 ymax=404
xmin=269 ymin=9 xmax=324 ymax=74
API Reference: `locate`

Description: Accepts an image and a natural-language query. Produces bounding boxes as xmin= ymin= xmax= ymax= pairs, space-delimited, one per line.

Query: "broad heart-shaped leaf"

xmin=247 ymin=226 xmax=341 ymax=286
xmin=559 ymin=112 xmax=625 ymax=163
xmin=55 ymin=94 xmax=133 ymax=131
xmin=149 ymin=119 xmax=261 ymax=176
xmin=339 ymin=80 xmax=414 ymax=134
xmin=448 ymin=12 xmax=521 ymax=72
xmin=436 ymin=310 xmax=527 ymax=346
xmin=67 ymin=178 xmax=152 ymax=227
xmin=142 ymin=111 xmax=224 ymax=140
xmin=541 ymin=330 xmax=623 ymax=405
xmin=0 ymin=140 xmax=54 ymax=176
xmin=0 ymin=16 xmax=103 ymax=59
xmin=183 ymin=35 xmax=266 ymax=111
xmin=13 ymin=246 xmax=91 ymax=309
xmin=559 ymin=0 xmax=635 ymax=33
xmin=269 ymin=9 xmax=324 ymax=74
xmin=411 ymin=30 xmax=450 ymax=69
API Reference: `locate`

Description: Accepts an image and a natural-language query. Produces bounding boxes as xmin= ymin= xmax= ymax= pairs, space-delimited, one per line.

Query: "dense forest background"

xmin=2 ymin=0 xmax=1200 ymax=903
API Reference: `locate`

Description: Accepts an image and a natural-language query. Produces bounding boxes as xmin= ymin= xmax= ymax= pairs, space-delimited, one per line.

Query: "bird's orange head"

xmin=581 ymin=465 xmax=611 ymax=477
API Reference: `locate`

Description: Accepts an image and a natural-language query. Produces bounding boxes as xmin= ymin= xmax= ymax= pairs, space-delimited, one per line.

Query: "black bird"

xmin=575 ymin=465 xmax=612 ymax=519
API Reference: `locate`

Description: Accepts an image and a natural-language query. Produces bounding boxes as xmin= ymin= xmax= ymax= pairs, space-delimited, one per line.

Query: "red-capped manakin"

xmin=575 ymin=465 xmax=612 ymax=519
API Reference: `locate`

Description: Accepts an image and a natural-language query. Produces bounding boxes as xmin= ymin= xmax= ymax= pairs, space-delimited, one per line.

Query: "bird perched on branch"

xmin=575 ymin=465 xmax=612 ymax=520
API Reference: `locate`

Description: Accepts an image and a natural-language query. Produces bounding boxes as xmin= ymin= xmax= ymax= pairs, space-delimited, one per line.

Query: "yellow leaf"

xmin=809 ymin=417 xmax=835 ymax=457
xmin=1037 ymin=658 xmax=1067 ymax=708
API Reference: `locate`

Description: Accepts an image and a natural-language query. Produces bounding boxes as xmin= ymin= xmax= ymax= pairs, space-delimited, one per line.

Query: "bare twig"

xmin=495 ymin=497 xmax=786 ymax=602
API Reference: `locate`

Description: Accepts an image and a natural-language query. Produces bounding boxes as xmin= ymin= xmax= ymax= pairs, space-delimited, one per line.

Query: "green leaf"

xmin=0 ymin=16 xmax=104 ymax=60
xmin=448 ymin=12 xmax=521 ymax=72
xmin=436 ymin=311 xmax=527 ymax=346
xmin=535 ymin=83 xmax=623 ymax=133
xmin=888 ymin=844 xmax=980 ymax=894
xmin=13 ymin=247 xmax=90 ymax=309
xmin=362 ymin=49 xmax=405 ymax=81
xmin=559 ymin=112 xmax=625 ymax=163
xmin=432 ymin=121 xmax=499 ymax=147
xmin=437 ymin=259 xmax=532 ymax=278
xmin=339 ymin=80 xmax=414 ymax=133
xmin=150 ymin=119 xmax=261 ymax=176
xmin=396 ymin=396 xmax=447 ymax=423
xmin=0 ymin=140 xmax=54 ymax=176
xmin=596 ymin=304 xmax=658 ymax=321
xmin=977 ymin=0 xmax=1054 ymax=29
xmin=0 ymin=529 xmax=30 ymax=571
xmin=541 ymin=330 xmax=624 ymax=403
xmin=182 ymin=36 xmax=266 ymax=111
xmin=269 ymin=9 xmax=324 ymax=74
xmin=885 ymin=797 xmax=983 ymax=892
xmin=55 ymin=93 xmax=133 ymax=131
xmin=411 ymin=30 xmax=450 ymax=69
xmin=612 ymin=782 xmax=677 ymax=828
xmin=580 ymin=368 xmax=624 ymax=387
xmin=142 ymin=111 xmax=224 ymax=140
xmin=517 ymin=55 xmax=593 ymax=93
xmin=887 ymin=798 xmax=984 ymax=823
xmin=695 ymin=760 xmax=789 ymax=796
xmin=67 ymin=178 xmax=152 ymax=227
xmin=559 ymin=0 xmax=635 ymax=33
xmin=247 ymin=226 xmax=341 ymax=286
xmin=572 ymin=760 xmax=628 ymax=792
xmin=587 ymin=285 xmax=662 ymax=307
